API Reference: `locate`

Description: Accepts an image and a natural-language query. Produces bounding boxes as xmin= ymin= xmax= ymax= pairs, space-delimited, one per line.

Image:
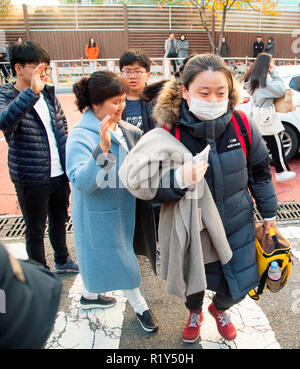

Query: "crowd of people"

xmin=0 ymin=34 xmax=279 ymax=85
xmin=163 ymin=33 xmax=275 ymax=68
xmin=0 ymin=35 xmax=296 ymax=348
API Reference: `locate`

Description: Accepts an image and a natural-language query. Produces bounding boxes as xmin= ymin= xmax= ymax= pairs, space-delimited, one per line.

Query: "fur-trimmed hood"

xmin=141 ymin=79 xmax=169 ymax=103
xmin=152 ymin=77 xmax=183 ymax=129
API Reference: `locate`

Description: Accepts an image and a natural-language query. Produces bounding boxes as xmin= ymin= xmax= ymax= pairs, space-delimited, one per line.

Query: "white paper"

xmin=193 ymin=144 xmax=211 ymax=163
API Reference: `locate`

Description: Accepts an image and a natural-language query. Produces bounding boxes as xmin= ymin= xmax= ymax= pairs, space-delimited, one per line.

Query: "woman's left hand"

xmin=263 ymin=219 xmax=276 ymax=234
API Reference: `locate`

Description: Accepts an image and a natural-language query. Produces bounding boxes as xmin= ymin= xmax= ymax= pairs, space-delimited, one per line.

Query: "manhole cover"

xmin=254 ymin=202 xmax=300 ymax=223
xmin=0 ymin=215 xmax=73 ymax=240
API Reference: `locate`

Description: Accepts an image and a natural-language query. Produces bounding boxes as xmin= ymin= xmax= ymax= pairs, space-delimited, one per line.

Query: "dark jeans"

xmin=15 ymin=174 xmax=70 ymax=267
xmin=185 ymin=291 xmax=246 ymax=312
xmin=167 ymin=53 xmax=177 ymax=73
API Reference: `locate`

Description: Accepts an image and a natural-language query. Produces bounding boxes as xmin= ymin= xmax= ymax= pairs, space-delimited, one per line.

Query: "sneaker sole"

xmin=276 ymin=174 xmax=296 ymax=182
xmin=136 ymin=317 xmax=158 ymax=333
xmin=182 ymin=334 xmax=200 ymax=344
xmin=80 ymin=301 xmax=116 ymax=310
xmin=54 ymin=269 xmax=79 ymax=274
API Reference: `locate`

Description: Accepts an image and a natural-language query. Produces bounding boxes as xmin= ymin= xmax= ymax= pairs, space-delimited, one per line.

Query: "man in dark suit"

xmin=253 ymin=34 xmax=264 ymax=57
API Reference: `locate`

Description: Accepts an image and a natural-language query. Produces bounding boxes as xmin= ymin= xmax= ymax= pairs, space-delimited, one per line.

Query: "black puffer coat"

xmin=152 ymin=79 xmax=277 ymax=301
xmin=0 ymin=84 xmax=68 ymax=186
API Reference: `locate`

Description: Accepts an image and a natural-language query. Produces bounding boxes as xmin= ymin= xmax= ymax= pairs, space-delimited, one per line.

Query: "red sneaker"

xmin=208 ymin=302 xmax=237 ymax=341
xmin=182 ymin=310 xmax=204 ymax=343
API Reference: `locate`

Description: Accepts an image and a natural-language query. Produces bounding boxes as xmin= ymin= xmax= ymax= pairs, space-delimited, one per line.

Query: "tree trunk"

xmin=217 ymin=6 xmax=228 ymax=55
xmin=198 ymin=7 xmax=217 ymax=53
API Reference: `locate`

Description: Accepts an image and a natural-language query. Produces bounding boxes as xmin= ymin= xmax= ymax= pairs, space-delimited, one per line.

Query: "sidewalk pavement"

xmin=0 ymin=94 xmax=299 ymax=216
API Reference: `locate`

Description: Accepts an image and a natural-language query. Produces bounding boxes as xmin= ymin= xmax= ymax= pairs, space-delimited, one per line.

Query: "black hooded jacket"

xmin=151 ymin=78 xmax=277 ymax=300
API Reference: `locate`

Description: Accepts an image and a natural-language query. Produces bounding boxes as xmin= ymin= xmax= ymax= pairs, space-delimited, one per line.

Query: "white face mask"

xmin=188 ymin=95 xmax=229 ymax=121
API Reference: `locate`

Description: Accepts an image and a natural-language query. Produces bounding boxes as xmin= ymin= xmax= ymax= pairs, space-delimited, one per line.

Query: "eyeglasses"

xmin=21 ymin=64 xmax=52 ymax=76
xmin=121 ymin=70 xmax=146 ymax=77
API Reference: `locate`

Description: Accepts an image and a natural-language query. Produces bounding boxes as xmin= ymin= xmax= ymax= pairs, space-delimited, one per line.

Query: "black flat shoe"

xmin=136 ymin=309 xmax=159 ymax=332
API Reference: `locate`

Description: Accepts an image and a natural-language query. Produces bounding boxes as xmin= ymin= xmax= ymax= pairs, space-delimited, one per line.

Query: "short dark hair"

xmin=9 ymin=40 xmax=50 ymax=76
xmin=119 ymin=49 xmax=152 ymax=72
xmin=73 ymin=71 xmax=128 ymax=113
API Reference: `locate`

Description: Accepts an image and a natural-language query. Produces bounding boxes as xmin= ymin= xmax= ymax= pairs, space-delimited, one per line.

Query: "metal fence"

xmin=1 ymin=57 xmax=299 ymax=86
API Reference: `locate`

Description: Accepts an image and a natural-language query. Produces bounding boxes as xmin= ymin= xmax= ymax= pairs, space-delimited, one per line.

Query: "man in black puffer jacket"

xmin=0 ymin=41 xmax=79 ymax=273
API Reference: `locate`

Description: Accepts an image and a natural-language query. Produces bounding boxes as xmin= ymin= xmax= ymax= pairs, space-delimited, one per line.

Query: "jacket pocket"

xmin=88 ymin=209 xmax=122 ymax=250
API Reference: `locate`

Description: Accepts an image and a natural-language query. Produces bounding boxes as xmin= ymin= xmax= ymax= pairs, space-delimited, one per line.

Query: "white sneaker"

xmin=275 ymin=171 xmax=296 ymax=182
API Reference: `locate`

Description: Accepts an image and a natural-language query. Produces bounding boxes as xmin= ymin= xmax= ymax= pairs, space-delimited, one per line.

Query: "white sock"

xmin=82 ymin=287 xmax=98 ymax=300
xmin=122 ymin=287 xmax=149 ymax=315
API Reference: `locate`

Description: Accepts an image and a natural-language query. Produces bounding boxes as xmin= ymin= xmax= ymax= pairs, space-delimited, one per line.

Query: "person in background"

xmin=253 ymin=34 xmax=264 ymax=58
xmin=265 ymin=37 xmax=274 ymax=56
xmin=0 ymin=40 xmax=9 ymax=82
xmin=0 ymin=41 xmax=79 ymax=273
xmin=164 ymin=32 xmax=178 ymax=73
xmin=84 ymin=37 xmax=99 ymax=60
xmin=243 ymin=52 xmax=296 ymax=182
xmin=119 ymin=54 xmax=277 ymax=344
xmin=220 ymin=36 xmax=229 ymax=58
xmin=119 ymin=49 xmax=152 ymax=134
xmin=67 ymin=71 xmax=158 ymax=332
xmin=233 ymin=60 xmax=246 ymax=80
xmin=177 ymin=34 xmax=189 ymax=66
xmin=119 ymin=48 xmax=166 ymax=246
xmin=119 ymin=49 xmax=166 ymax=133
xmin=16 ymin=37 xmax=23 ymax=44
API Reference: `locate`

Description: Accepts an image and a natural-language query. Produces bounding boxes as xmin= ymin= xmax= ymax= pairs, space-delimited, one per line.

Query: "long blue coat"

xmin=66 ymin=109 xmax=156 ymax=293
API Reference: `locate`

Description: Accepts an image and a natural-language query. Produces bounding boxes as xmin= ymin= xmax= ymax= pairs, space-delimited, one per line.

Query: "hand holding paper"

xmin=193 ymin=144 xmax=211 ymax=164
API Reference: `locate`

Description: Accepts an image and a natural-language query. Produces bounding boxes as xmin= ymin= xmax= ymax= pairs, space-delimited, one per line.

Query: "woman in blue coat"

xmin=66 ymin=71 xmax=158 ymax=332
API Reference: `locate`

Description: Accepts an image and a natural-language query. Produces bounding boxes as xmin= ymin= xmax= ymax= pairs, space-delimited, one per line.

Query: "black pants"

xmin=167 ymin=53 xmax=177 ymax=73
xmin=15 ymin=174 xmax=70 ymax=267
xmin=170 ymin=59 xmax=177 ymax=73
xmin=263 ymin=134 xmax=290 ymax=173
xmin=185 ymin=291 xmax=246 ymax=312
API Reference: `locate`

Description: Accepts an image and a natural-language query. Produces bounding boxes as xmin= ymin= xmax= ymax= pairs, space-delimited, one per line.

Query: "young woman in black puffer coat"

xmin=121 ymin=54 xmax=278 ymax=343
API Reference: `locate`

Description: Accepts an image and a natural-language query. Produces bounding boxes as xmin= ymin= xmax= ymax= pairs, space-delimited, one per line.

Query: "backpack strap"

xmin=231 ymin=110 xmax=252 ymax=158
xmin=162 ymin=124 xmax=181 ymax=141
xmin=163 ymin=112 xmax=251 ymax=153
xmin=248 ymin=268 xmax=269 ymax=301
